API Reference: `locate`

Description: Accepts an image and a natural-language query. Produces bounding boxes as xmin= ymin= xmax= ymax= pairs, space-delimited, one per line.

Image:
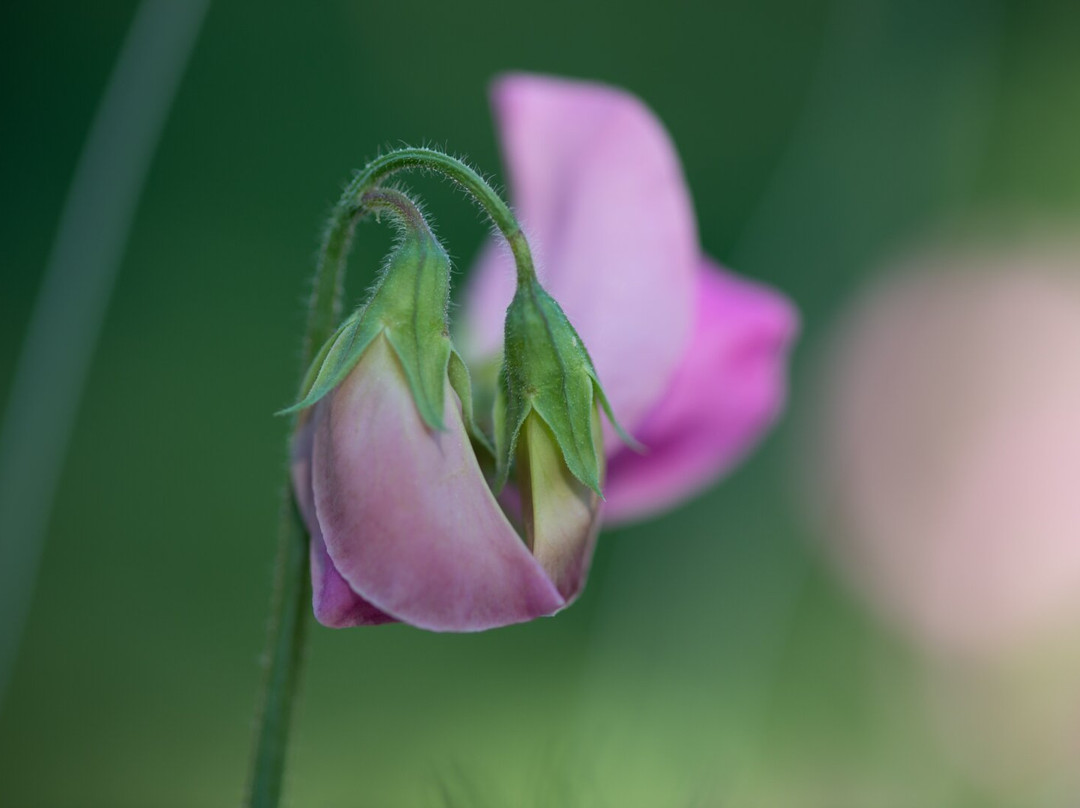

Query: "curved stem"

xmin=309 ymin=147 xmax=533 ymax=360
xmin=361 ymin=187 xmax=429 ymax=232
xmin=346 ymin=147 xmax=532 ymax=303
xmin=351 ymin=148 xmax=533 ymax=280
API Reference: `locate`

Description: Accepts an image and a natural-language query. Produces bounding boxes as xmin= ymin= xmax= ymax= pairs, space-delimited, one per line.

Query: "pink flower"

xmin=290 ymin=340 xmax=566 ymax=631
xmin=816 ymin=250 xmax=1080 ymax=655
xmin=291 ymin=74 xmax=797 ymax=631
xmin=463 ymin=75 xmax=797 ymax=525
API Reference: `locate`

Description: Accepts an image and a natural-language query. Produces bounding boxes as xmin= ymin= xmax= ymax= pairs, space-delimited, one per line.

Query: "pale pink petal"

xmin=818 ymin=256 xmax=1080 ymax=654
xmin=603 ymin=260 xmax=798 ymax=524
xmin=309 ymin=527 xmax=397 ymax=627
xmin=291 ymin=415 xmax=395 ymax=627
xmin=516 ymin=413 xmax=603 ymax=603
xmin=463 ymin=73 xmax=698 ymax=443
xmin=312 ymin=338 xmax=566 ymax=632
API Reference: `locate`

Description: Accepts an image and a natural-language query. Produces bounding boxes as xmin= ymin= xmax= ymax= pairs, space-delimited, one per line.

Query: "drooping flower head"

xmin=288 ymin=75 xmax=797 ymax=631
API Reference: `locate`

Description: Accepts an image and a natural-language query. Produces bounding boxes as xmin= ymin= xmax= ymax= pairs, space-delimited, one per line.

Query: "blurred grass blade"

xmin=0 ymin=0 xmax=211 ymax=709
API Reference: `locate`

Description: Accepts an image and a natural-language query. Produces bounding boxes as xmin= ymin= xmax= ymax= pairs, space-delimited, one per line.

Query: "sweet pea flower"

xmin=290 ymin=74 xmax=797 ymax=632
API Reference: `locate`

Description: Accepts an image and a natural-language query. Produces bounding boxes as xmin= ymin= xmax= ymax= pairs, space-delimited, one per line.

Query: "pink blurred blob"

xmin=817 ymin=248 xmax=1080 ymax=655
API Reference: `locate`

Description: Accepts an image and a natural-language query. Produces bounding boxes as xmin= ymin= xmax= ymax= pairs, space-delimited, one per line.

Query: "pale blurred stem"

xmin=246 ymin=147 xmax=530 ymax=807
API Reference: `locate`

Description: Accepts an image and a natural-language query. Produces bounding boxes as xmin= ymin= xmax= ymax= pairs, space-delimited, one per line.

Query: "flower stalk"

xmin=312 ymin=148 xmax=539 ymax=358
xmin=245 ymin=496 xmax=309 ymax=808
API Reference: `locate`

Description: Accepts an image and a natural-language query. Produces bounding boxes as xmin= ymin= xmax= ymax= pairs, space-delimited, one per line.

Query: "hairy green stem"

xmin=246 ymin=496 xmax=309 ymax=808
xmin=309 ymin=147 xmax=534 ymax=359
xmin=246 ymin=147 xmax=531 ymax=807
xmin=361 ymin=187 xmax=428 ymax=232
xmin=340 ymin=147 xmax=535 ymax=287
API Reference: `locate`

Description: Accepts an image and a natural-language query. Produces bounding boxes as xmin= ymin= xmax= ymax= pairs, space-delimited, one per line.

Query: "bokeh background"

xmin=3 ymin=1 xmax=1080 ymax=805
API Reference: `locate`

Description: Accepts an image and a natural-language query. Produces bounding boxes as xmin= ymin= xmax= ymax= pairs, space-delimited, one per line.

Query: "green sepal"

xmin=588 ymin=368 xmax=645 ymax=453
xmin=448 ymin=348 xmax=494 ymax=458
xmin=278 ymin=191 xmax=454 ymax=432
xmin=495 ymin=278 xmax=633 ymax=496
xmin=278 ymin=312 xmax=381 ymax=417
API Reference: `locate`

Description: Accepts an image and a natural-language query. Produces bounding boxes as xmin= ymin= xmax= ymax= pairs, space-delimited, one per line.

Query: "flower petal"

xmin=462 ymin=74 xmax=698 ymax=443
xmin=603 ymin=260 xmax=798 ymax=524
xmin=312 ymin=337 xmax=566 ymax=632
xmin=291 ymin=415 xmax=395 ymax=627
xmin=517 ymin=413 xmax=603 ymax=603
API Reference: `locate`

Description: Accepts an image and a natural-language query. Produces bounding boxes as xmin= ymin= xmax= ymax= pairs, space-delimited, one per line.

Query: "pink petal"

xmin=312 ymin=337 xmax=565 ymax=632
xmin=291 ymin=416 xmax=395 ymax=627
xmin=309 ymin=525 xmax=398 ymax=627
xmin=818 ymin=258 xmax=1080 ymax=654
xmin=602 ymin=260 xmax=798 ymax=524
xmin=462 ymin=73 xmax=698 ymax=444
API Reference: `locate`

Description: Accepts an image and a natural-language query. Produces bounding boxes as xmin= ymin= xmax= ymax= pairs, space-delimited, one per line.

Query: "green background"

xmin=2 ymin=1 xmax=1079 ymax=805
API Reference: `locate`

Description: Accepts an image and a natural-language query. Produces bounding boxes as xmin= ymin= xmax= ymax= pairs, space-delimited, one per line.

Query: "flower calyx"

xmin=495 ymin=276 xmax=636 ymax=496
xmin=280 ymin=188 xmax=482 ymax=444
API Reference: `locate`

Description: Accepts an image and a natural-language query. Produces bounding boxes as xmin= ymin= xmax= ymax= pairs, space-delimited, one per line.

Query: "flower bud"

xmin=283 ymin=188 xmax=464 ymax=434
xmin=496 ymin=277 xmax=633 ymax=495
xmin=489 ymin=277 xmax=636 ymax=603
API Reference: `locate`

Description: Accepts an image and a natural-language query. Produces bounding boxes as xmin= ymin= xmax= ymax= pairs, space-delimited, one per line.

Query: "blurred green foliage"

xmin=2 ymin=1 xmax=1079 ymax=805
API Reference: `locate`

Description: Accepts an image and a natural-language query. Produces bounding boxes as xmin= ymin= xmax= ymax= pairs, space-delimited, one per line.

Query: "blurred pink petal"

xmin=818 ymin=252 xmax=1080 ymax=654
xmin=309 ymin=337 xmax=565 ymax=632
xmin=463 ymin=73 xmax=698 ymax=446
xmin=604 ymin=260 xmax=798 ymax=524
